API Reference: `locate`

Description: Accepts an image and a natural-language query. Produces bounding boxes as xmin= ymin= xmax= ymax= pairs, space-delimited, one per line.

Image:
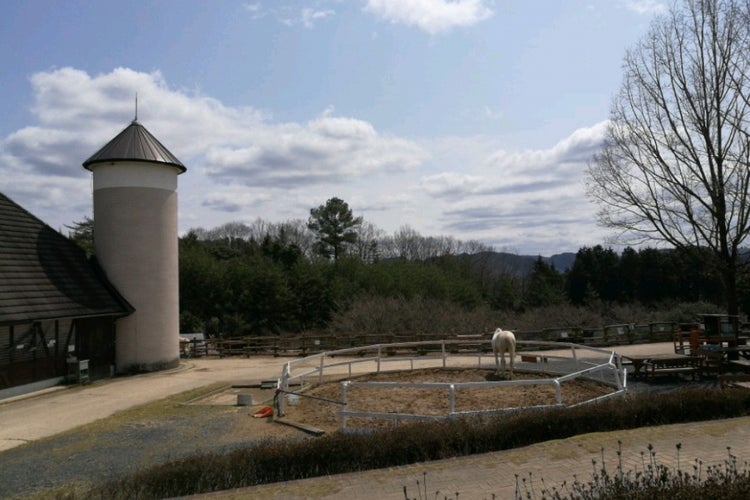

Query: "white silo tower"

xmin=83 ymin=120 xmax=186 ymax=373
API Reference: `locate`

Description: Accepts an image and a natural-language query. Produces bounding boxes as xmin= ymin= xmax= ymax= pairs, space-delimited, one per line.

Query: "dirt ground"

xmin=217 ymin=368 xmax=614 ymax=436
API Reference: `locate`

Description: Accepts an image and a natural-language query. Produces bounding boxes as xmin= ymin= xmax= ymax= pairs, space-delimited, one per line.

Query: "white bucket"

xmin=287 ymin=394 xmax=299 ymax=406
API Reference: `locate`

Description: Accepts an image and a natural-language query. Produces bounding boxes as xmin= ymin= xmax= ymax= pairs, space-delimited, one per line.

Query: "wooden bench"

xmin=695 ymin=348 xmax=725 ymax=376
xmin=644 ymin=356 xmax=703 ymax=380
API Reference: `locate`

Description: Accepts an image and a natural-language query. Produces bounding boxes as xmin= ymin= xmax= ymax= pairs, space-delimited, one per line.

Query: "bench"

xmin=644 ymin=356 xmax=703 ymax=380
xmin=695 ymin=348 xmax=725 ymax=376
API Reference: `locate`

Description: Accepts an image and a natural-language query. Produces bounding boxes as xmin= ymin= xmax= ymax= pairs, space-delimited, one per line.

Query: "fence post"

xmin=278 ymin=363 xmax=290 ymax=417
xmin=377 ymin=345 xmax=382 ymax=373
xmin=340 ymin=381 xmax=349 ymax=431
xmin=319 ymin=355 xmax=325 ymax=386
xmin=611 ymin=354 xmax=625 ymax=391
xmin=442 ymin=341 xmax=447 ymax=368
xmin=553 ymin=379 xmax=562 ymax=405
xmin=449 ymin=384 xmax=456 ymax=415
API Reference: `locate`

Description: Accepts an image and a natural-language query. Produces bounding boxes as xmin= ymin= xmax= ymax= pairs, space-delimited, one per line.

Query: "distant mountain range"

xmin=468 ymin=251 xmax=577 ymax=276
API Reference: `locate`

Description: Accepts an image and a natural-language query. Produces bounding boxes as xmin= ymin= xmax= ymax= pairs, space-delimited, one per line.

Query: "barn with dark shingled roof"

xmin=0 ymin=192 xmax=133 ymax=396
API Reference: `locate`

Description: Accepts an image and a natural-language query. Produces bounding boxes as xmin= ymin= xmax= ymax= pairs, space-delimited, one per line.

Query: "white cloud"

xmin=0 ymin=67 xmax=429 ymax=232
xmin=201 ymin=185 xmax=273 ymax=213
xmin=301 ymin=8 xmax=335 ymax=28
xmin=414 ymin=122 xmax=610 ymax=252
xmin=244 ymin=3 xmax=264 ymax=20
xmin=420 ymin=122 xmax=607 ymax=201
xmin=420 ymin=172 xmax=483 ymax=198
xmin=621 ymin=0 xmax=667 ymax=16
xmin=243 ymin=3 xmax=335 ymax=28
xmin=486 ymin=121 xmax=608 ymax=176
xmin=0 ymin=66 xmax=612 ymax=255
xmin=365 ymin=0 xmax=493 ymax=34
xmin=203 ymin=112 xmax=429 ymax=187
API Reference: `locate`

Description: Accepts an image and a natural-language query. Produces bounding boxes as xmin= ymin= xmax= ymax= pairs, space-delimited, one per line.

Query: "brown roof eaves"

xmin=0 ymin=192 xmax=134 ymax=326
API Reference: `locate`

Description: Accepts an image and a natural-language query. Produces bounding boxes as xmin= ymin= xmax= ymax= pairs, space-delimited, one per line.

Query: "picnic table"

xmin=644 ymin=354 xmax=703 ymax=380
xmin=624 ymin=353 xmax=702 ymax=379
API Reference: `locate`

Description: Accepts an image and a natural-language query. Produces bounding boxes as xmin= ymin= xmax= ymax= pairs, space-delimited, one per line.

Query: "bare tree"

xmin=246 ymin=217 xmax=273 ymax=242
xmin=275 ymin=219 xmax=317 ymax=259
xmin=586 ymin=0 xmax=750 ymax=315
xmin=353 ymin=221 xmax=384 ymax=263
xmin=205 ymin=221 xmax=252 ymax=245
xmin=391 ymin=225 xmax=425 ymax=260
xmin=380 ymin=225 xmax=494 ymax=261
xmin=459 ymin=239 xmax=494 ymax=255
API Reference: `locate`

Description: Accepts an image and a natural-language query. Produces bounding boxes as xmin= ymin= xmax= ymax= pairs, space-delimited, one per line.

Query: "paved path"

xmin=0 ymin=356 xmax=296 ymax=452
xmin=2 ymin=342 xmax=748 ymax=499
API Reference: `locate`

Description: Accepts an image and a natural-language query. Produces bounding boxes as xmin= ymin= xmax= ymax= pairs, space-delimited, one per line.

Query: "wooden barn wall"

xmin=0 ymin=317 xmax=115 ymax=389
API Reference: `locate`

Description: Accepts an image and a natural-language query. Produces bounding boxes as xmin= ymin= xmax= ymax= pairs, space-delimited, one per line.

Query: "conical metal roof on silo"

xmin=82 ymin=120 xmax=186 ymax=172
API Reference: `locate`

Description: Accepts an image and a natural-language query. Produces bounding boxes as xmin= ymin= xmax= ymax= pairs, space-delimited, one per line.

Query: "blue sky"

xmin=0 ymin=0 xmax=667 ymax=255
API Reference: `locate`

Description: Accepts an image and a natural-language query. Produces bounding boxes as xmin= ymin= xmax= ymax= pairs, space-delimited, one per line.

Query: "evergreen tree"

xmin=307 ymin=197 xmax=363 ymax=261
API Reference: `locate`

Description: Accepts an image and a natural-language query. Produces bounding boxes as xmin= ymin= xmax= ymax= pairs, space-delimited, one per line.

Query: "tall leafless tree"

xmin=586 ymin=0 xmax=750 ymax=315
xmin=353 ymin=221 xmax=384 ymax=263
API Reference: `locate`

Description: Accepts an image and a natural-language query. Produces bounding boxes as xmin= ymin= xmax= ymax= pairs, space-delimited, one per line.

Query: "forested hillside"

xmin=66 ymin=203 xmax=744 ymax=338
xmin=178 ymin=221 xmax=741 ymax=338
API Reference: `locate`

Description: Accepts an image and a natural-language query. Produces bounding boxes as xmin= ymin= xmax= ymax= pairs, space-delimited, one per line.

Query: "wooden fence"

xmin=180 ymin=321 xmax=680 ymax=358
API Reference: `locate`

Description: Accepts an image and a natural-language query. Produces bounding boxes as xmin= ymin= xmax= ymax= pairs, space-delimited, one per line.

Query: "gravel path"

xmin=0 ymin=389 xmax=303 ymax=499
xmin=2 ymin=414 xmax=233 ymax=497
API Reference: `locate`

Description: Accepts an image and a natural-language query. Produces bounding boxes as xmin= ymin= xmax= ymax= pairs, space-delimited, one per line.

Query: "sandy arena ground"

xmin=194 ymin=367 xmax=614 ymax=435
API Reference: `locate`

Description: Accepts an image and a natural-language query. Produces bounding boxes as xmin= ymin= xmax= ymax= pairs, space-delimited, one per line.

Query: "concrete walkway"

xmin=2 ymin=342 xmax=748 ymax=499
xmin=0 ymin=356 xmax=291 ymax=452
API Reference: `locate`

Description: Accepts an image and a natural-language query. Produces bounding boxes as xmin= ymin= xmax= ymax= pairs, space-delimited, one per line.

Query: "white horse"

xmin=491 ymin=328 xmax=516 ymax=379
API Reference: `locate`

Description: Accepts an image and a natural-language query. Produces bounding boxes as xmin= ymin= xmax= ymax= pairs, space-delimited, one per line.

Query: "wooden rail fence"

xmin=180 ymin=321 xmax=682 ymax=358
